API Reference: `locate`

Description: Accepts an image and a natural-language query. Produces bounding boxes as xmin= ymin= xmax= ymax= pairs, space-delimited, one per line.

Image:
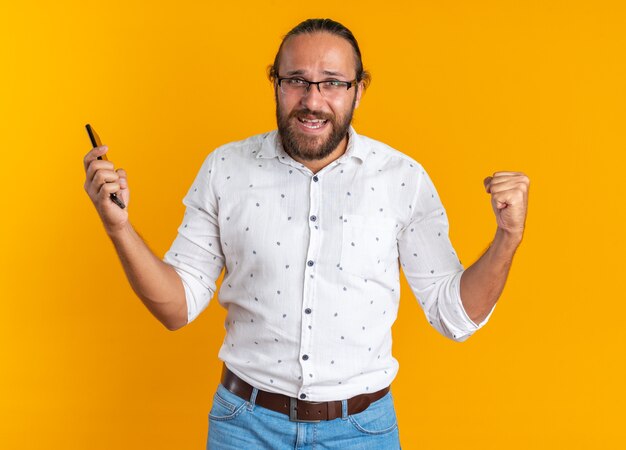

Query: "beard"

xmin=276 ymin=94 xmax=356 ymax=161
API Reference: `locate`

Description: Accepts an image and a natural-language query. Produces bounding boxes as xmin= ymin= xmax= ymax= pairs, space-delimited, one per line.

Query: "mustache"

xmin=289 ymin=108 xmax=334 ymax=122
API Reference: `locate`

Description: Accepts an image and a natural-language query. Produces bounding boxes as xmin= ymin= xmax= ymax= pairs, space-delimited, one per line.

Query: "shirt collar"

xmin=256 ymin=126 xmax=370 ymax=163
xmin=342 ymin=126 xmax=369 ymax=163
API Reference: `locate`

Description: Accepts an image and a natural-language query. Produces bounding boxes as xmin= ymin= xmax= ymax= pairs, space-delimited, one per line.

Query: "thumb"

xmin=483 ymin=176 xmax=493 ymax=193
xmin=116 ymin=168 xmax=130 ymax=206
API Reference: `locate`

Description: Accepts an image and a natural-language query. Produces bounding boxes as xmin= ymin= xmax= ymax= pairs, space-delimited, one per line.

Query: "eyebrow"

xmin=283 ymin=69 xmax=348 ymax=78
xmin=321 ymin=70 xmax=346 ymax=77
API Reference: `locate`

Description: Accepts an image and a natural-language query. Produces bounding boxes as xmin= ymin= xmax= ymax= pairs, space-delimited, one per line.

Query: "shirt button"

xmin=300 ymin=394 xmax=306 ymax=399
xmin=312 ymin=176 xmax=319 ymax=182
xmin=302 ymin=354 xmax=309 ymax=361
xmin=305 ymin=308 xmax=312 ymax=314
xmin=310 ymin=215 xmax=317 ymax=222
xmin=307 ymin=260 xmax=314 ymax=267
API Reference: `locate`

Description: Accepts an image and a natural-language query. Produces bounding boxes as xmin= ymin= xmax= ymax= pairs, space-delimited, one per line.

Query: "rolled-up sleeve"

xmin=397 ymin=164 xmax=495 ymax=342
xmin=163 ymin=150 xmax=225 ymax=324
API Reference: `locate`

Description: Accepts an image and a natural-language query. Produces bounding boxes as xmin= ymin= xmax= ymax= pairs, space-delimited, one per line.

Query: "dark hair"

xmin=267 ymin=18 xmax=371 ymax=90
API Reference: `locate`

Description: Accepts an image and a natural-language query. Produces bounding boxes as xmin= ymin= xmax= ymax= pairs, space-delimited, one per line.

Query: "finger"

xmin=491 ymin=171 xmax=525 ymax=178
xmin=83 ymin=145 xmax=109 ymax=171
xmin=489 ymin=173 xmax=529 ymax=184
xmin=85 ymin=160 xmax=115 ymax=183
xmin=88 ymin=171 xmax=120 ymax=198
xmin=116 ymin=168 xmax=128 ymax=189
xmin=488 ymin=180 xmax=529 ymax=195
xmin=92 ymin=169 xmax=119 ymax=187
xmin=85 ymin=168 xmax=118 ymax=197
xmin=488 ymin=176 xmax=529 ymax=192
xmin=98 ymin=185 xmax=125 ymax=208
xmin=98 ymin=181 xmax=121 ymax=197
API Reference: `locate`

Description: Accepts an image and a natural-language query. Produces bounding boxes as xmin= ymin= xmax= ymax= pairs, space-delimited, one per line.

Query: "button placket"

xmin=298 ymin=173 xmax=321 ymax=397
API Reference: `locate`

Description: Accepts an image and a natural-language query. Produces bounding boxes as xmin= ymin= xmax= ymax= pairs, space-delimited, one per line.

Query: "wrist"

xmin=494 ymin=227 xmax=523 ymax=250
xmin=105 ymin=220 xmax=133 ymax=240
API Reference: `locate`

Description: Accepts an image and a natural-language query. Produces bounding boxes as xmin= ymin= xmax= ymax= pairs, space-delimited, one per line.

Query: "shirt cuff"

xmin=439 ymin=271 xmax=496 ymax=340
xmin=162 ymin=253 xmax=211 ymax=325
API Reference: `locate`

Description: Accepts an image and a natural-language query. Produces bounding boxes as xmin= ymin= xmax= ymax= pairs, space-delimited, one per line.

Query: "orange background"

xmin=1 ymin=1 xmax=625 ymax=448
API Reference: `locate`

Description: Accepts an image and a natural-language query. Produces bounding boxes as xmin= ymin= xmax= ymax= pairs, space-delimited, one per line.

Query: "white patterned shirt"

xmin=163 ymin=127 xmax=494 ymax=402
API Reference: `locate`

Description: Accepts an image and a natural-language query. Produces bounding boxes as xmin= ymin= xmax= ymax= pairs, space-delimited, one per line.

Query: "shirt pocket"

xmin=340 ymin=214 xmax=398 ymax=280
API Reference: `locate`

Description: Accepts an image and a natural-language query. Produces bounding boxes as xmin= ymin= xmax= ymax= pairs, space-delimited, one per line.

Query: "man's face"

xmin=275 ymin=32 xmax=362 ymax=161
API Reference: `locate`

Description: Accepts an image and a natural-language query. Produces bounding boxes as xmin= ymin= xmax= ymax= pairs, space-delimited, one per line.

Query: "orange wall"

xmin=1 ymin=1 xmax=625 ymax=448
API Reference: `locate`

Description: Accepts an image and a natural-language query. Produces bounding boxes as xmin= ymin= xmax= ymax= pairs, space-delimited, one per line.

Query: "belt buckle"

xmin=289 ymin=397 xmax=321 ymax=423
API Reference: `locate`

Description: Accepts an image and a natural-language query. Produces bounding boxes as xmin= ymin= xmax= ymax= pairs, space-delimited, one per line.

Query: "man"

xmin=83 ymin=18 xmax=529 ymax=449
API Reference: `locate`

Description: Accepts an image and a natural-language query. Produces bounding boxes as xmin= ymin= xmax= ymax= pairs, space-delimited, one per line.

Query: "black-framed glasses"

xmin=277 ymin=77 xmax=358 ymax=98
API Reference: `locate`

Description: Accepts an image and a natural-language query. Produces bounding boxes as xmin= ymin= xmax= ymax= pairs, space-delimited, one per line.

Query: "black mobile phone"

xmin=85 ymin=124 xmax=126 ymax=209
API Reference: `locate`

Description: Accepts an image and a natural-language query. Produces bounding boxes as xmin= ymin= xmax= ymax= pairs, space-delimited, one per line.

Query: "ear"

xmin=354 ymin=81 xmax=364 ymax=109
xmin=273 ymin=80 xmax=279 ymax=103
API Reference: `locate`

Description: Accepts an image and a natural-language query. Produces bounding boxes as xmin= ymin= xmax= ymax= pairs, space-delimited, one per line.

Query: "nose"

xmin=300 ymin=83 xmax=325 ymax=110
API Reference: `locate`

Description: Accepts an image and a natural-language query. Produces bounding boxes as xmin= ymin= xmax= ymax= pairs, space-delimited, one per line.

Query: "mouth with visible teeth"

xmin=296 ymin=116 xmax=329 ymax=131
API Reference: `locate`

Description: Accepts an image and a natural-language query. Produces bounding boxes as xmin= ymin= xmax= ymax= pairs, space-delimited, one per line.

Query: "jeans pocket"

xmin=348 ymin=391 xmax=398 ymax=435
xmin=208 ymin=384 xmax=249 ymax=422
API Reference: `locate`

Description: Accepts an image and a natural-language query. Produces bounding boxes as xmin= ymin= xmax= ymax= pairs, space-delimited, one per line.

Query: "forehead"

xmin=278 ymin=32 xmax=357 ymax=77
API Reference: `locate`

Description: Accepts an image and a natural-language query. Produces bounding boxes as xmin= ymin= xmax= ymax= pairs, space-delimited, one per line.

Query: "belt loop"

xmin=341 ymin=399 xmax=348 ymax=419
xmin=247 ymin=387 xmax=259 ymax=411
xmin=250 ymin=388 xmax=259 ymax=409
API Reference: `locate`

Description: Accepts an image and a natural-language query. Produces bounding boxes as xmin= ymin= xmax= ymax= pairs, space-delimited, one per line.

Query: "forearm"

xmin=460 ymin=228 xmax=521 ymax=324
xmin=108 ymin=222 xmax=188 ymax=330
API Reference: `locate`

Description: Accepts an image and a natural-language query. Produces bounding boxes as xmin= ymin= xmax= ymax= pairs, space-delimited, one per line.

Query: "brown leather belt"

xmin=221 ymin=365 xmax=390 ymax=422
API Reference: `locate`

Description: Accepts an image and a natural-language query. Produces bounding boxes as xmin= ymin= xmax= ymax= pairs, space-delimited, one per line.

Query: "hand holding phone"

xmin=85 ymin=124 xmax=126 ymax=209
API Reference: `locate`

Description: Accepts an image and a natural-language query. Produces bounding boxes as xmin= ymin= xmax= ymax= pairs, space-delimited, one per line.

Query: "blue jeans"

xmin=207 ymin=383 xmax=401 ymax=449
